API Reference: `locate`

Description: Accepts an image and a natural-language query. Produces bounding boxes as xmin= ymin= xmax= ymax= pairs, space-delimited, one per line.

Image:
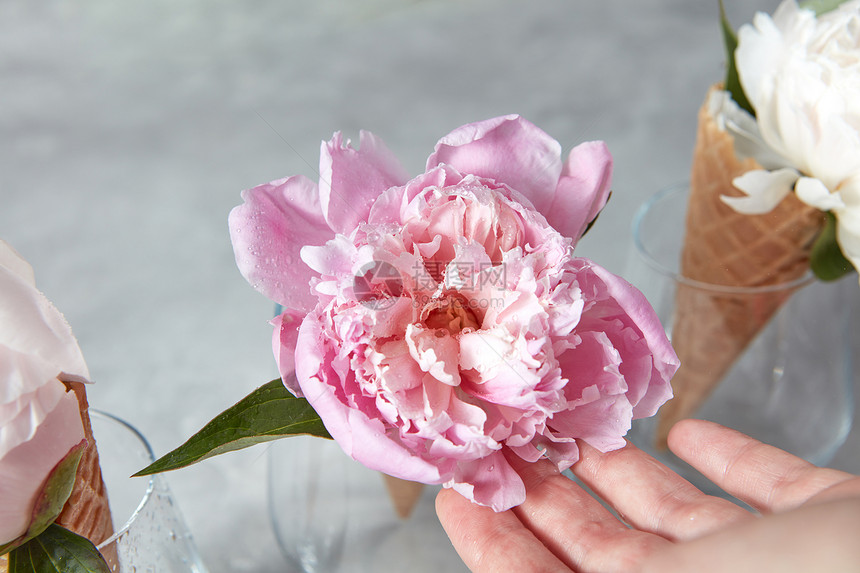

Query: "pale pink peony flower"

xmin=0 ymin=240 xmax=87 ymax=544
xmin=230 ymin=115 xmax=677 ymax=511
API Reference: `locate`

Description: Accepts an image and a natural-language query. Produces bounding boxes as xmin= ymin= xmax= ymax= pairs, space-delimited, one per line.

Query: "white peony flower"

xmin=0 ymin=241 xmax=87 ymax=546
xmin=714 ymin=0 xmax=860 ymax=274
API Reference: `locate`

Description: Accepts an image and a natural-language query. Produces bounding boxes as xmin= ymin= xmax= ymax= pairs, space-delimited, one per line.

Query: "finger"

xmin=572 ymin=439 xmax=752 ymax=541
xmin=640 ymin=497 xmax=860 ymax=573
xmin=435 ymin=487 xmax=572 ymax=573
xmin=507 ymin=453 xmax=672 ymax=573
xmin=667 ymin=419 xmax=856 ymax=513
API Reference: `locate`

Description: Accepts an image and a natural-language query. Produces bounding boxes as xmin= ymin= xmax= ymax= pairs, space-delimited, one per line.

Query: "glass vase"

xmin=626 ymin=184 xmax=854 ymax=494
xmin=267 ymin=432 xmax=469 ymax=573
xmin=92 ymin=410 xmax=208 ymax=572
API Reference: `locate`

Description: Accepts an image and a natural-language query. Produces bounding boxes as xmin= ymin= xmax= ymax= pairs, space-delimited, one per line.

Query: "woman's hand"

xmin=436 ymin=419 xmax=860 ymax=572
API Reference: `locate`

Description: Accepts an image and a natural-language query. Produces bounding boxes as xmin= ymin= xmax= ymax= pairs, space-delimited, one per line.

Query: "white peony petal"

xmin=0 ymin=241 xmax=89 ymax=544
xmin=722 ymin=168 xmax=799 ymax=214
xmin=795 ymin=176 xmax=845 ymax=211
xmin=833 ymin=177 xmax=860 ymax=278
xmin=0 ymin=242 xmax=35 ymax=286
xmin=835 ymin=225 xmax=860 ymax=280
xmin=734 ymin=0 xmax=860 ymax=194
xmin=708 ymin=89 xmax=790 ymax=169
xmin=810 ymin=110 xmax=860 ymax=188
xmin=0 ymin=241 xmax=90 ymax=384
xmin=0 ymin=350 xmax=67 ymax=457
xmin=736 ymin=3 xmax=792 ymax=111
xmin=767 ymin=73 xmax=822 ymax=169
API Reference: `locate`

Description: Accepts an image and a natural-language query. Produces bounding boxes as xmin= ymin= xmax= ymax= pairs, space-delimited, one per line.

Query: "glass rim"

xmin=632 ymin=183 xmax=817 ymax=295
xmin=90 ymin=409 xmax=156 ymax=550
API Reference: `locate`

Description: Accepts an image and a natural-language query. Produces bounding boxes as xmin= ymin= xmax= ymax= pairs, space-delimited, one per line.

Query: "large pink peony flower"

xmin=0 ymin=240 xmax=87 ymax=544
xmin=230 ymin=115 xmax=677 ymax=511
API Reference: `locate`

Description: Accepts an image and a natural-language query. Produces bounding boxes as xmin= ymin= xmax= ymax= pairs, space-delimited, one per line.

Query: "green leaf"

xmin=135 ymin=379 xmax=331 ymax=476
xmin=810 ymin=212 xmax=855 ymax=281
xmin=7 ymin=524 xmax=109 ymax=573
xmin=719 ymin=0 xmax=755 ymax=116
xmin=799 ymin=0 xmax=851 ymax=15
xmin=0 ymin=443 xmax=85 ymax=555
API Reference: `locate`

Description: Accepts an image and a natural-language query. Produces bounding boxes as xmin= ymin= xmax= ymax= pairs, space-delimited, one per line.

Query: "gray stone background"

xmin=2 ymin=1 xmax=857 ymax=571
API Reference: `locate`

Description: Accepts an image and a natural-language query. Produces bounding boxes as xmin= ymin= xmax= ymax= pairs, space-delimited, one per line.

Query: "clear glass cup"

xmin=91 ymin=410 xmax=209 ymax=573
xmin=267 ymin=435 xmax=469 ymax=573
xmin=626 ymin=184 xmax=854 ymax=494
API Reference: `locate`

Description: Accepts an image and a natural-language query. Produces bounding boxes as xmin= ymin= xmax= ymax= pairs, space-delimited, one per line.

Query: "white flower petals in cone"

xmin=0 ymin=240 xmax=113 ymax=557
xmin=659 ymin=0 xmax=860 ymax=445
xmin=655 ymin=87 xmax=824 ymax=447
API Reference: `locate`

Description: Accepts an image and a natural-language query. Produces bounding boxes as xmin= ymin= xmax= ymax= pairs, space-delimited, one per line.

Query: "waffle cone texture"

xmin=55 ymin=382 xmax=114 ymax=547
xmin=654 ymin=86 xmax=824 ymax=447
xmin=0 ymin=384 xmax=114 ymax=571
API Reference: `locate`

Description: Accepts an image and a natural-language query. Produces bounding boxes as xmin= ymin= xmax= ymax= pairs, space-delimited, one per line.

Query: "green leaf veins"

xmin=135 ymin=379 xmax=331 ymax=476
xmin=7 ymin=524 xmax=110 ymax=573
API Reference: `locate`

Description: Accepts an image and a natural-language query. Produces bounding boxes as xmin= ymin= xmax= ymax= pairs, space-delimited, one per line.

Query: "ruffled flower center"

xmin=421 ymin=293 xmax=481 ymax=336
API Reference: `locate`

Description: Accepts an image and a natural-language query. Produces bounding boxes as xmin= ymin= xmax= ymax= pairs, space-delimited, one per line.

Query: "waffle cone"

xmin=0 ymin=384 xmax=115 ymax=572
xmin=55 ymin=382 xmax=114 ymax=547
xmin=381 ymin=474 xmax=424 ymax=519
xmin=654 ymin=86 xmax=824 ymax=447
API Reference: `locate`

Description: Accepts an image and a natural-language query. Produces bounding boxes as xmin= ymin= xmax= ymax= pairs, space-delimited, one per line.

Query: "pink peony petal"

xmin=320 ymin=131 xmax=410 ymax=235
xmin=458 ymin=328 xmax=518 ymax=381
xmin=368 ymin=165 xmax=462 ymax=226
xmin=556 ymin=330 xmax=626 ymax=399
xmin=448 ymin=452 xmax=525 ymax=512
xmin=575 ymin=262 xmax=676 ymax=417
xmin=551 ymin=392 xmax=632 ymax=453
xmin=271 ymin=310 xmax=305 ymax=394
xmin=300 ymin=235 xmax=359 ymax=279
xmin=228 ymin=176 xmax=332 ymax=312
xmin=295 ymin=312 xmax=443 ymax=483
xmin=233 ymin=117 xmax=677 ymax=513
xmin=507 ymin=442 xmax=546 ymax=463
xmin=405 ymin=324 xmax=461 ymax=386
xmin=426 ymin=115 xmax=563 ymax=213
xmin=549 ymin=141 xmax=613 ymax=241
xmin=531 ymin=436 xmax=581 ymax=471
